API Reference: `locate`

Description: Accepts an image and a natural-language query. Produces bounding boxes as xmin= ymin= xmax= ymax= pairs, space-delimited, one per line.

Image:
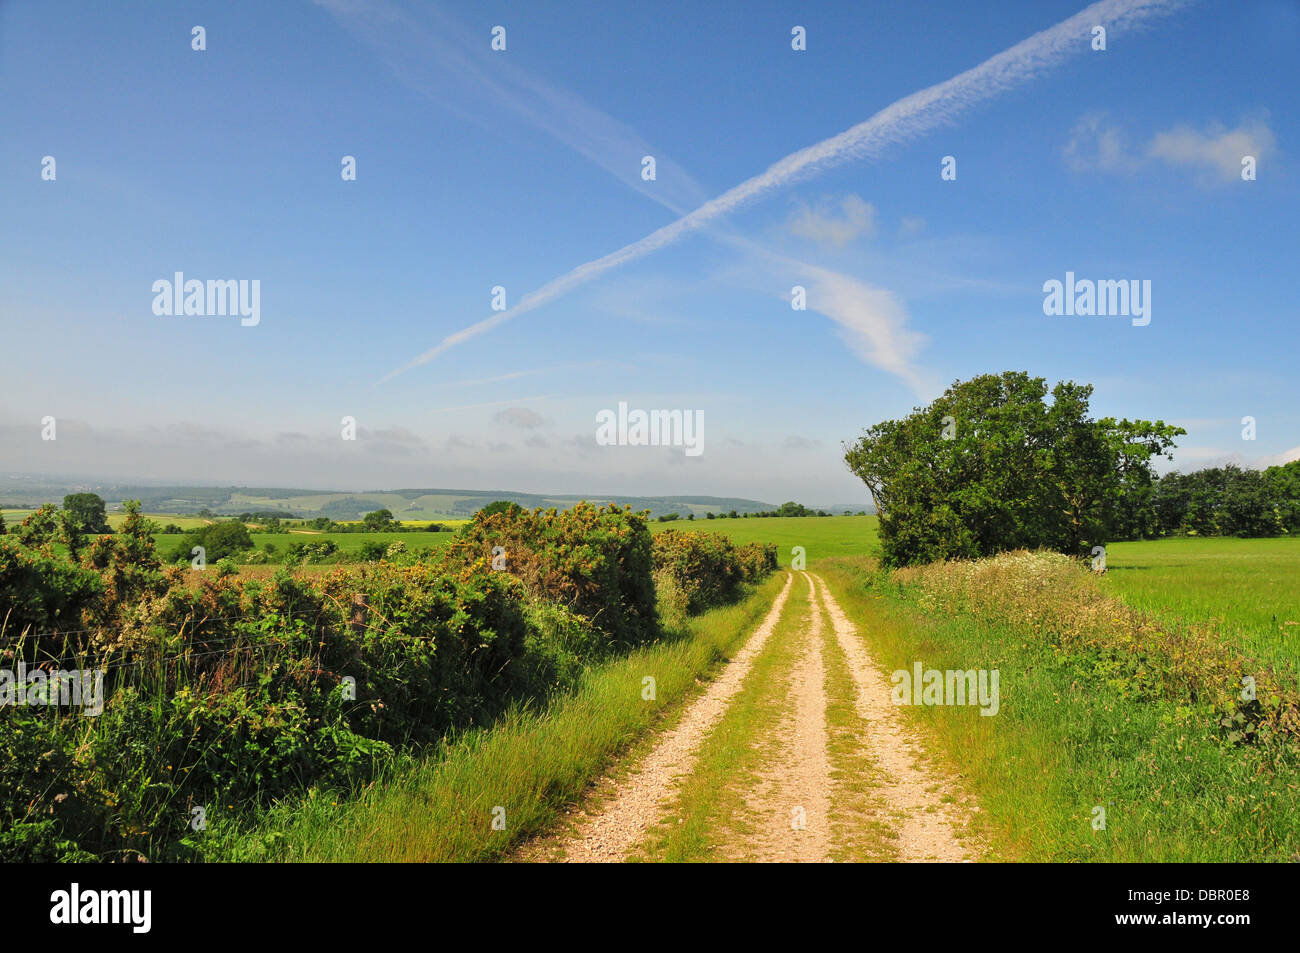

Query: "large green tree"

xmin=172 ymin=520 xmax=254 ymax=564
xmin=843 ymin=371 xmax=1183 ymax=566
xmin=62 ymin=493 xmax=110 ymax=534
xmin=478 ymin=500 xmax=521 ymax=519
xmin=362 ymin=508 xmax=400 ymax=531
xmin=1265 ymin=460 xmax=1300 ymax=533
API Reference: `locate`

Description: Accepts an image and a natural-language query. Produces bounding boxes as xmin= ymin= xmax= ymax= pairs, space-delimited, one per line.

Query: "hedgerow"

xmin=0 ymin=499 xmax=775 ymax=860
xmin=443 ymin=502 xmax=658 ymax=647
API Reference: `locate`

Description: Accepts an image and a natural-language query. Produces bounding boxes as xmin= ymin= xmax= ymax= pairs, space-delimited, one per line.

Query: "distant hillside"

xmin=0 ymin=477 xmax=781 ymax=521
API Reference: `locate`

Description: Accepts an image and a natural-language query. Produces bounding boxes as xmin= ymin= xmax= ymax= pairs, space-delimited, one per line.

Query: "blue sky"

xmin=1 ymin=0 xmax=1296 ymax=503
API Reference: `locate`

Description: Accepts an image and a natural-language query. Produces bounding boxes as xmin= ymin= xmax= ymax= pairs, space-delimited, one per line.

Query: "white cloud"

xmin=1064 ymin=111 xmax=1141 ymax=173
xmin=1257 ymin=445 xmax=1300 ymax=468
xmin=1064 ymin=112 xmax=1276 ymax=183
xmin=702 ymin=231 xmax=935 ymax=396
xmin=1147 ymin=118 xmax=1275 ymax=183
xmin=786 ymin=194 xmax=876 ymax=246
xmin=796 ymin=262 xmax=935 ymax=398
xmin=898 ymin=216 xmax=927 ymax=239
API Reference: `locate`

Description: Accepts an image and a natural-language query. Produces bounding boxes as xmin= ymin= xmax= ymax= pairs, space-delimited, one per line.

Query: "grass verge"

xmin=819 ymin=554 xmax=1300 ymax=861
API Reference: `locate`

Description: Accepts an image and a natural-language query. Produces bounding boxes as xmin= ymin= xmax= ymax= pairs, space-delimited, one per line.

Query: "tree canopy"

xmin=62 ymin=493 xmax=110 ymax=534
xmin=361 ymin=508 xmax=400 ymax=530
xmin=172 ymin=521 xmax=254 ymax=564
xmin=478 ymin=501 xmax=522 ymax=519
xmin=843 ymin=371 xmax=1184 ymax=566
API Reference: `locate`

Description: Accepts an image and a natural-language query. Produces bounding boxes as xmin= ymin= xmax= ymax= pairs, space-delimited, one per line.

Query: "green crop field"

xmin=244 ymin=530 xmax=457 ymax=556
xmin=650 ymin=514 xmax=880 ymax=566
xmin=125 ymin=513 xmax=213 ymax=531
xmin=1100 ymin=536 xmax=1300 ymax=670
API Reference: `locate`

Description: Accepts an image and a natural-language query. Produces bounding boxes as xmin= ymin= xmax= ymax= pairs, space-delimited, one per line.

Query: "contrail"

xmin=383 ymin=0 xmax=1191 ymax=382
xmin=318 ymin=0 xmax=708 ymax=217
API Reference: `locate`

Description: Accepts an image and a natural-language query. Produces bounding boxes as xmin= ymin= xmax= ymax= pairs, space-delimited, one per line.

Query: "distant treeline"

xmin=657 ymin=501 xmax=866 ymax=522
xmin=1118 ymin=462 xmax=1300 ymax=540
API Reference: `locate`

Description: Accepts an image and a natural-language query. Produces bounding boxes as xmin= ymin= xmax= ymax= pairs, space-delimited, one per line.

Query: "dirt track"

xmin=531 ymin=569 xmax=979 ymax=862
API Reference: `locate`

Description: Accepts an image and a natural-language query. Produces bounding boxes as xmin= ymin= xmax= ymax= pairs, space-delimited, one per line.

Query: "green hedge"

xmin=651 ymin=529 xmax=777 ymax=613
xmin=0 ymin=501 xmax=775 ymax=861
xmin=443 ymin=502 xmax=658 ymax=648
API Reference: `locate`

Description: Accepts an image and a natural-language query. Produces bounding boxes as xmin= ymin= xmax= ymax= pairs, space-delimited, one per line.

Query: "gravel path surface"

xmin=556 ymin=571 xmax=795 ymax=862
xmin=732 ymin=572 xmax=833 ymax=862
xmin=525 ymin=569 xmax=980 ymax=863
xmin=812 ymin=572 xmax=978 ymax=862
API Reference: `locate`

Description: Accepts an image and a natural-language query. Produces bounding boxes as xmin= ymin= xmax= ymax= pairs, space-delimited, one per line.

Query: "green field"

xmin=650 ymin=514 xmax=880 ymax=566
xmin=11 ymin=505 xmax=1295 ymax=661
xmin=2 ymin=509 xmax=215 ymax=531
xmin=244 ymin=530 xmax=457 ymax=556
xmin=1101 ymin=536 xmax=1300 ymax=670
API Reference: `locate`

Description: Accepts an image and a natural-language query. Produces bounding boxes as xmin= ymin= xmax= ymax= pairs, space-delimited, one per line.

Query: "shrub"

xmin=172 ymin=521 xmax=254 ymax=564
xmin=357 ymin=541 xmax=388 ymax=562
xmin=316 ymin=561 xmax=536 ymax=744
xmin=444 ymin=503 xmax=657 ymax=647
xmin=0 ymin=539 xmax=103 ymax=637
xmin=651 ymin=530 xmax=775 ymax=613
xmin=286 ymin=539 xmax=340 ymax=564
